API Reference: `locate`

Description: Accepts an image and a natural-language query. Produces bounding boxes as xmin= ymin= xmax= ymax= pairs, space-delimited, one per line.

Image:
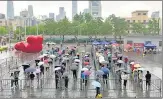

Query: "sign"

xmin=134 ymin=43 xmax=144 ymax=48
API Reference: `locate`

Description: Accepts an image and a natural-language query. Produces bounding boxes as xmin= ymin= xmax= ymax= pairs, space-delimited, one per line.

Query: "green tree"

xmin=148 ymin=18 xmax=160 ymax=35
xmin=131 ymin=22 xmax=147 ymax=34
xmin=0 ymin=27 xmax=7 ymax=35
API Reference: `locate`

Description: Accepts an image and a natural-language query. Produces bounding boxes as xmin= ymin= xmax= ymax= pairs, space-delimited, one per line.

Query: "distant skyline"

xmin=0 ymin=1 xmax=162 ymax=20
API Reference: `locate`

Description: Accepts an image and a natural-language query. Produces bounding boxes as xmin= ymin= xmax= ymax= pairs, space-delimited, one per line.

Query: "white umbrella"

xmin=54 ymin=67 xmax=61 ymax=71
xmin=137 ymin=68 xmax=145 ymax=71
xmin=49 ymin=55 xmax=56 ymax=58
xmin=74 ymin=59 xmax=80 ymax=62
xmin=81 ymin=68 xmax=89 ymax=71
xmin=100 ymin=61 xmax=109 ymax=64
xmin=63 ymin=57 xmax=69 ymax=60
xmin=39 ymin=54 xmax=48 ymax=58
xmin=35 ymin=69 xmax=41 ymax=73
xmin=130 ymin=62 xmax=135 ymax=65
xmin=38 ymin=62 xmax=44 ymax=66
xmin=117 ymin=60 xmax=124 ymax=63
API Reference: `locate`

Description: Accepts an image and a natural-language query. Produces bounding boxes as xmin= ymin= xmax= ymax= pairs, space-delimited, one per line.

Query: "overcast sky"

xmin=0 ymin=1 xmax=162 ymax=20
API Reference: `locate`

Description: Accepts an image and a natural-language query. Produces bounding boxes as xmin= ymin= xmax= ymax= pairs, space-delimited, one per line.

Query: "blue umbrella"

xmin=110 ymin=40 xmax=116 ymax=44
xmin=101 ymin=67 xmax=109 ymax=74
xmin=92 ymin=41 xmax=100 ymax=45
xmin=100 ymin=41 xmax=110 ymax=45
xmin=25 ymin=67 xmax=36 ymax=72
xmin=92 ymin=81 xmax=101 ymax=88
xmin=96 ymin=70 xmax=104 ymax=76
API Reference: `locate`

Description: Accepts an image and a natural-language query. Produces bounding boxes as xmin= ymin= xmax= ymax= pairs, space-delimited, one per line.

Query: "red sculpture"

xmin=14 ymin=35 xmax=43 ymax=53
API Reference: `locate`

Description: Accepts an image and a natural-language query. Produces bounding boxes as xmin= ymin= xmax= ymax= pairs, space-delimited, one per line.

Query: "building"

xmin=0 ymin=19 xmax=6 ymax=26
xmin=83 ymin=8 xmax=89 ymax=14
xmin=0 ymin=13 xmax=5 ymax=19
xmin=151 ymin=11 xmax=160 ymax=18
xmin=20 ymin=10 xmax=28 ymax=18
xmin=7 ymin=1 xmax=14 ymax=19
xmin=49 ymin=13 xmax=55 ymax=20
xmin=28 ymin=5 xmax=34 ymax=17
xmin=72 ymin=1 xmax=78 ymax=19
xmin=89 ymin=1 xmax=102 ymax=18
xmin=124 ymin=35 xmax=162 ymax=51
xmin=56 ymin=7 xmax=66 ymax=21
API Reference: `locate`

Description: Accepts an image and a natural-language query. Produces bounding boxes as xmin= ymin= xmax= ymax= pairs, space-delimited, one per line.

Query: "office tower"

xmin=28 ymin=5 xmax=34 ymax=17
xmin=151 ymin=11 xmax=160 ymax=18
xmin=7 ymin=1 xmax=14 ymax=19
xmin=89 ymin=1 xmax=102 ymax=18
xmin=56 ymin=7 xmax=66 ymax=21
xmin=83 ymin=8 xmax=89 ymax=14
xmin=0 ymin=13 xmax=5 ymax=19
xmin=72 ymin=1 xmax=78 ymax=19
xmin=49 ymin=13 xmax=55 ymax=20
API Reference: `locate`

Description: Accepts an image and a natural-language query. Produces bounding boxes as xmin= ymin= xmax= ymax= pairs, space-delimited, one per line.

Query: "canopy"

xmin=144 ymin=43 xmax=156 ymax=48
xmin=92 ymin=41 xmax=100 ymax=45
xmin=100 ymin=41 xmax=110 ymax=45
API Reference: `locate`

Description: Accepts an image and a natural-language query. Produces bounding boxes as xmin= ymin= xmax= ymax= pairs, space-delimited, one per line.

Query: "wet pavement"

xmin=0 ymin=44 xmax=162 ymax=98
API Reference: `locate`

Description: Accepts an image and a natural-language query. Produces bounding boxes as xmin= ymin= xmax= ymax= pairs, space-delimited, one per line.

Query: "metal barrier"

xmin=0 ymin=78 xmax=161 ymax=98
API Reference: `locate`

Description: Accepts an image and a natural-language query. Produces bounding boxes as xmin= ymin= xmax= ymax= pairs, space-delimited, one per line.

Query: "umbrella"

xmin=49 ymin=55 xmax=56 ymax=58
xmin=86 ymin=52 xmax=90 ymax=55
xmin=137 ymin=68 xmax=145 ymax=71
xmin=25 ymin=67 xmax=36 ymax=72
xmin=112 ymin=57 xmax=118 ymax=60
xmin=117 ymin=60 xmax=124 ymax=64
xmin=115 ymin=68 xmax=125 ymax=72
xmin=101 ymin=67 xmax=109 ymax=74
xmin=84 ymin=57 xmax=90 ymax=60
xmin=130 ymin=62 xmax=135 ymax=65
xmin=84 ymin=65 xmax=91 ymax=69
xmin=72 ymin=63 xmax=79 ymax=65
xmin=62 ymin=72 xmax=69 ymax=77
xmin=134 ymin=64 xmax=141 ymax=68
xmin=39 ymin=54 xmax=48 ymax=58
xmin=54 ymin=67 xmax=61 ymax=71
xmin=65 ymin=53 xmax=69 ymax=56
xmin=84 ymin=62 xmax=90 ymax=65
xmin=74 ymin=59 xmax=80 ymax=62
xmin=110 ymin=40 xmax=116 ymax=44
xmin=44 ymin=60 xmax=48 ymax=64
xmin=96 ymin=70 xmax=104 ymax=75
xmin=85 ymin=55 xmax=89 ymax=57
xmin=100 ymin=61 xmax=109 ymax=64
xmin=83 ymin=70 xmax=91 ymax=76
xmin=38 ymin=62 xmax=44 ymax=66
xmin=81 ymin=68 xmax=89 ymax=71
xmin=100 ymin=41 xmax=110 ymax=45
xmin=92 ymin=41 xmax=100 ymax=45
xmin=63 ymin=57 xmax=69 ymax=61
xmin=122 ymin=70 xmax=131 ymax=74
xmin=73 ymin=56 xmax=78 ymax=59
xmin=35 ymin=69 xmax=41 ymax=73
xmin=70 ymin=65 xmax=78 ymax=70
xmin=92 ymin=81 xmax=101 ymax=88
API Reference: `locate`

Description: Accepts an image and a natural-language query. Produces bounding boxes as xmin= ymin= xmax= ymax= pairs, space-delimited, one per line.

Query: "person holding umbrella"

xmin=92 ymin=79 xmax=102 ymax=98
xmin=122 ymin=72 xmax=128 ymax=88
xmin=64 ymin=76 xmax=69 ymax=89
xmin=29 ymin=72 xmax=35 ymax=87
xmin=72 ymin=70 xmax=77 ymax=79
xmin=55 ymin=71 xmax=59 ymax=89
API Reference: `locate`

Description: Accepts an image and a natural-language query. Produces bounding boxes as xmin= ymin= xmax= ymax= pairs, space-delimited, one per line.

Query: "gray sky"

xmin=0 ymin=1 xmax=162 ymax=20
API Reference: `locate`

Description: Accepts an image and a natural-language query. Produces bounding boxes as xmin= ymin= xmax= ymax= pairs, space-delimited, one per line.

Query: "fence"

xmin=0 ymin=78 xmax=161 ymax=98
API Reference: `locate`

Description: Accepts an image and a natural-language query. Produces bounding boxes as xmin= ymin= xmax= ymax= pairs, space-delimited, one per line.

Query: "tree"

xmin=0 ymin=27 xmax=7 ymax=35
xmin=148 ymin=18 xmax=160 ymax=35
xmin=131 ymin=22 xmax=147 ymax=34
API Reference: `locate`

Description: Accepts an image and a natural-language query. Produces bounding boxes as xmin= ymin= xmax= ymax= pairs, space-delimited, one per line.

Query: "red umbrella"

xmin=84 ymin=62 xmax=90 ymax=65
xmin=112 ymin=43 xmax=119 ymax=46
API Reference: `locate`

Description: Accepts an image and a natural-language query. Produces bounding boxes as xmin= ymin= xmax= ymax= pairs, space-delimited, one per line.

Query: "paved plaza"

xmin=0 ymin=44 xmax=161 ymax=98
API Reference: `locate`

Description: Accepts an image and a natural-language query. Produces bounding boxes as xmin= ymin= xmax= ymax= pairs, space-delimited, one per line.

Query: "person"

xmin=10 ymin=73 xmax=15 ymax=88
xmin=145 ymin=71 xmax=151 ymax=88
xmin=55 ymin=72 xmax=59 ymax=89
xmin=72 ymin=70 xmax=77 ymax=79
xmin=95 ymin=87 xmax=101 ymax=98
xmin=103 ymin=74 xmax=108 ymax=84
xmin=14 ymin=72 xmax=19 ymax=87
xmin=40 ymin=65 xmax=44 ymax=75
xmin=29 ymin=72 xmax=35 ymax=87
xmin=124 ymin=57 xmax=128 ymax=69
xmin=64 ymin=76 xmax=69 ymax=89
xmin=138 ymin=70 xmax=143 ymax=87
xmin=122 ymin=72 xmax=128 ymax=88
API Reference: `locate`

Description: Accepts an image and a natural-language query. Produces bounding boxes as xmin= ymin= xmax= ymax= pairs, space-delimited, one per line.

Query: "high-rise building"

xmin=83 ymin=8 xmax=89 ymax=14
xmin=28 ymin=5 xmax=34 ymax=17
xmin=72 ymin=1 xmax=78 ymax=19
xmin=49 ymin=13 xmax=55 ymax=20
xmin=151 ymin=11 xmax=160 ymax=18
xmin=56 ymin=7 xmax=66 ymax=21
xmin=20 ymin=10 xmax=28 ymax=18
xmin=7 ymin=1 xmax=14 ymax=19
xmin=0 ymin=13 xmax=5 ymax=19
xmin=89 ymin=1 xmax=102 ymax=18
